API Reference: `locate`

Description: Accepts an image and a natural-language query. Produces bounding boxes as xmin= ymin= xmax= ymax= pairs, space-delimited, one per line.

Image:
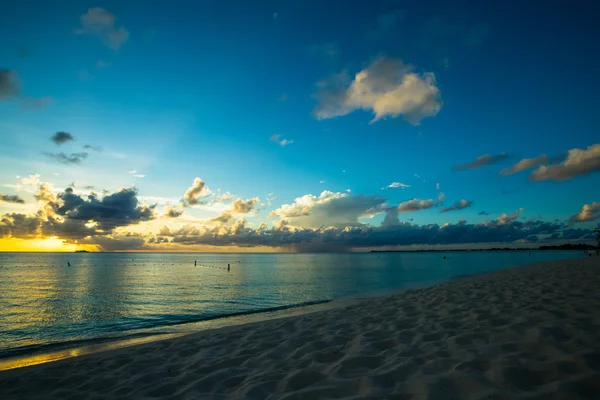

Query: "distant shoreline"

xmin=371 ymin=243 xmax=598 ymax=252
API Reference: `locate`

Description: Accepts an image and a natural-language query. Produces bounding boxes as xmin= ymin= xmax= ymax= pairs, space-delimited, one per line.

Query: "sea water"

xmin=0 ymin=251 xmax=581 ymax=359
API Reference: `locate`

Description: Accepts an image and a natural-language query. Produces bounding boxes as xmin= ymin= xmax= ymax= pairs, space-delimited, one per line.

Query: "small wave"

xmin=0 ymin=299 xmax=332 ymax=361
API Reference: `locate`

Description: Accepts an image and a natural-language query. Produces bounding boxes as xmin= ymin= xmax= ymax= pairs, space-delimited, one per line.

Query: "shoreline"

xmin=0 ymin=255 xmax=584 ymax=372
xmin=3 ymin=256 xmax=599 ymax=399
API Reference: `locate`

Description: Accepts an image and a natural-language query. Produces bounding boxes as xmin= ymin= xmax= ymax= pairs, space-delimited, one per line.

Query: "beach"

xmin=1 ymin=256 xmax=599 ymax=399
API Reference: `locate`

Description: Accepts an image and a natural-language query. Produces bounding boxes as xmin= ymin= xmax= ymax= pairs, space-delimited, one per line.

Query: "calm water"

xmin=0 ymin=251 xmax=581 ymax=359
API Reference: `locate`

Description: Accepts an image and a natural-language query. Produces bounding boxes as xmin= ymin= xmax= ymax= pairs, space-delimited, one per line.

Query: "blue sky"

xmin=0 ymin=0 xmax=599 ymax=251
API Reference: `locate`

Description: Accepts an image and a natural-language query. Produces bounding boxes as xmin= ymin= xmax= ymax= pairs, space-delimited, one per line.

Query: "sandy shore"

xmin=1 ymin=256 xmax=599 ymax=399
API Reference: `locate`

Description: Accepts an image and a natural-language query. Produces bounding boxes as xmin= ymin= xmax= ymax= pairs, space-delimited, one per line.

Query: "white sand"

xmin=1 ymin=256 xmax=600 ymax=399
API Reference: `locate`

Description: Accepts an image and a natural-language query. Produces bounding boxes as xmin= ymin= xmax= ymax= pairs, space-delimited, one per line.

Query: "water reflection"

xmin=0 ymin=250 xmax=582 ymax=359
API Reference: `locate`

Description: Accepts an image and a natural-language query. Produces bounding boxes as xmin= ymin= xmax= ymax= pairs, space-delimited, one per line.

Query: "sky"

xmin=0 ymin=0 xmax=599 ymax=252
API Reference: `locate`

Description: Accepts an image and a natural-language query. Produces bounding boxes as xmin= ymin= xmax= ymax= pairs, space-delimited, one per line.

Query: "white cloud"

xmin=270 ymin=134 xmax=294 ymax=146
xmin=495 ymin=208 xmax=524 ymax=225
xmin=269 ymin=190 xmax=386 ymax=228
xmin=500 ymin=155 xmax=549 ymax=176
xmin=387 ymin=182 xmax=410 ymax=189
xmin=569 ymin=202 xmax=600 ymax=223
xmin=75 ymin=8 xmax=129 ymax=50
xmin=436 ymin=183 xmax=440 ymax=190
xmin=530 ymin=144 xmax=600 ymax=182
xmin=183 ymin=177 xmax=212 ymax=206
xmin=319 ymin=180 xmax=325 ymax=184
xmin=313 ymin=57 xmax=442 ymax=125
xmin=21 ymin=174 xmax=41 ymax=186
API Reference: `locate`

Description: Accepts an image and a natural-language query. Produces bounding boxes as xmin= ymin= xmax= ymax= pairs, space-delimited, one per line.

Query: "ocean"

xmin=0 ymin=251 xmax=582 ymax=360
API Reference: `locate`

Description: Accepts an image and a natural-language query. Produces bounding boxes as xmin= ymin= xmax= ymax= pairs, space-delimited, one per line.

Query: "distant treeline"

xmin=370 ymin=243 xmax=599 ymax=253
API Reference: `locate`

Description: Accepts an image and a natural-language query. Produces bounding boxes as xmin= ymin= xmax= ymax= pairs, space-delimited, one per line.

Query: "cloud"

xmin=319 ymin=180 xmax=325 ymax=184
xmin=313 ymin=57 xmax=442 ymax=125
xmin=270 ymin=134 xmax=293 ymax=146
xmin=269 ymin=191 xmax=386 ymax=228
xmin=210 ymin=191 xmax=232 ymax=205
xmin=398 ymin=199 xmax=434 ymax=213
xmin=0 ymin=69 xmax=20 ymax=100
xmin=478 ymin=211 xmax=490 ymax=216
xmin=75 ymin=8 xmax=129 ymax=50
xmin=164 ymin=205 xmax=183 ymax=218
xmin=436 ymin=183 xmax=440 ymax=190
xmin=529 ymin=144 xmax=600 ymax=182
xmin=155 ymin=215 xmax=582 ymax=252
xmin=183 ymin=177 xmax=211 ymax=206
xmin=495 ymin=208 xmax=524 ymax=225
xmin=231 ymin=198 xmax=260 ymax=214
xmin=500 ymin=155 xmax=549 ymax=176
xmin=398 ymin=192 xmax=444 ymax=213
xmin=0 ymin=185 xmax=155 ymax=241
xmin=210 ymin=212 xmax=232 ymax=225
xmin=128 ymin=170 xmax=145 ymax=179
xmin=569 ymin=202 xmax=600 ymax=223
xmin=21 ymin=174 xmax=41 ymax=186
xmin=440 ymin=199 xmax=473 ymax=213
xmin=21 ymin=96 xmax=52 ymax=110
xmin=83 ymin=144 xmax=102 ymax=152
xmin=43 ymin=152 xmax=88 ymax=165
xmin=387 ymin=182 xmax=410 ymax=189
xmin=51 ymin=132 xmax=74 ymax=145
xmin=453 ymin=152 xmax=510 ymax=171
xmin=0 ymin=194 xmax=25 ymax=204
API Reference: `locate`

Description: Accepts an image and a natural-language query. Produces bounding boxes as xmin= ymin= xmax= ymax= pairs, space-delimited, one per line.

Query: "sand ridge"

xmin=1 ymin=257 xmax=600 ymax=399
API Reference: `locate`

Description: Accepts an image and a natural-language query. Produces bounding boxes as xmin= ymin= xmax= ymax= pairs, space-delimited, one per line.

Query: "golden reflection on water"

xmin=0 ymin=333 xmax=188 ymax=371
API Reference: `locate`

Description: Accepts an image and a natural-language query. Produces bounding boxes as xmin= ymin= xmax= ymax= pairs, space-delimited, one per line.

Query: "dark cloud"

xmin=83 ymin=144 xmax=103 ymax=152
xmin=0 ymin=69 xmax=20 ymax=100
xmin=0 ymin=194 xmax=25 ymax=204
xmin=157 ymin=217 xmax=583 ymax=252
xmin=453 ymin=152 xmax=510 ymax=171
xmin=55 ymin=187 xmax=155 ymax=230
xmin=478 ymin=211 xmax=490 ymax=216
xmin=0 ymin=186 xmax=155 ymax=241
xmin=440 ymin=199 xmax=473 ymax=213
xmin=44 ymin=152 xmax=88 ymax=165
xmin=51 ymin=132 xmax=74 ymax=145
